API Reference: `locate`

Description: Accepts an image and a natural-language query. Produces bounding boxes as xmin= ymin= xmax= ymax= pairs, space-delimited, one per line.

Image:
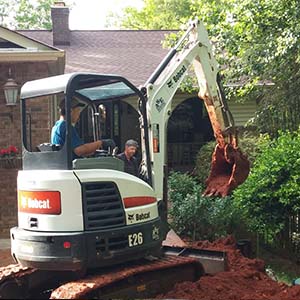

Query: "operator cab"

xmin=21 ymin=73 xmax=152 ymax=184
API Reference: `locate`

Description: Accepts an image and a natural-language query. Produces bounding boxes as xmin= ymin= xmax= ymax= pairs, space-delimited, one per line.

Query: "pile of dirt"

xmin=159 ymin=236 xmax=300 ymax=300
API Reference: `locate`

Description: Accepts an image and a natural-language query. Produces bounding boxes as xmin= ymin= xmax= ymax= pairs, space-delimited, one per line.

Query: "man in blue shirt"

xmin=51 ymin=98 xmax=115 ymax=158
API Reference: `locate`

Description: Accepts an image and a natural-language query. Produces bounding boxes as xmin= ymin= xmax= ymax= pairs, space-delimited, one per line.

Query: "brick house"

xmin=0 ymin=3 xmax=258 ymax=237
xmin=0 ymin=20 xmax=65 ymax=236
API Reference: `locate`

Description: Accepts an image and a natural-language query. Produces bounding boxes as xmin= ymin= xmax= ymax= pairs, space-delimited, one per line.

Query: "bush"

xmin=194 ymin=133 xmax=262 ymax=185
xmin=233 ymin=129 xmax=300 ymax=241
xmin=168 ymin=172 xmax=241 ymax=241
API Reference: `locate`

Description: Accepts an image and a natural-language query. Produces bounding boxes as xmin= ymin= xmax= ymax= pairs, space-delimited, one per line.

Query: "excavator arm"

xmin=145 ymin=19 xmax=250 ymax=198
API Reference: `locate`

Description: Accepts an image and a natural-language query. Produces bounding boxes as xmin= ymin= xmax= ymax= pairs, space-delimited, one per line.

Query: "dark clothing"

xmin=117 ymin=153 xmax=139 ymax=177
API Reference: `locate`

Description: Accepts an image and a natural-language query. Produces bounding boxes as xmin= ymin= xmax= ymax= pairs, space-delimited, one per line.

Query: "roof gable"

xmin=0 ymin=26 xmax=59 ymax=51
xmin=0 ymin=37 xmax=24 ymax=49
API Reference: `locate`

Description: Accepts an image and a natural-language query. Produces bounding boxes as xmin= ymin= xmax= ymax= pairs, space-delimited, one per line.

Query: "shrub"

xmin=168 ymin=172 xmax=241 ymax=241
xmin=233 ymin=129 xmax=300 ymax=241
xmin=194 ymin=133 xmax=262 ymax=185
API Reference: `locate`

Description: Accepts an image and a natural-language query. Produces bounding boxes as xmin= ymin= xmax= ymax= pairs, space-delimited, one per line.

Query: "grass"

xmin=259 ymin=247 xmax=300 ymax=285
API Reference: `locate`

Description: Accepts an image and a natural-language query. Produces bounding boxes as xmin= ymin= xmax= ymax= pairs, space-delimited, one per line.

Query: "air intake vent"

xmin=96 ymin=235 xmax=129 ymax=252
xmin=82 ymin=182 xmax=125 ymax=230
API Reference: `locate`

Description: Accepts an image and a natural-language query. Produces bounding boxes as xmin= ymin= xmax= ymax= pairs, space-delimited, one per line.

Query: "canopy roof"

xmin=20 ymin=72 xmax=138 ymax=101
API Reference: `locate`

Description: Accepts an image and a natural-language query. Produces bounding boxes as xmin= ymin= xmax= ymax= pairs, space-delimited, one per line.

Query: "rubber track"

xmin=51 ymin=256 xmax=199 ymax=299
xmin=0 ymin=264 xmax=36 ymax=284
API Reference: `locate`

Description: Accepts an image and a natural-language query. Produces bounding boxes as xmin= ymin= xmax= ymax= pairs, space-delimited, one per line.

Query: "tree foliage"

xmin=15 ymin=0 xmax=56 ymax=30
xmin=0 ymin=0 xmax=14 ymax=27
xmin=233 ymin=129 xmax=300 ymax=240
xmin=0 ymin=0 xmax=73 ymax=30
xmin=116 ymin=0 xmax=300 ymax=135
xmin=168 ymin=172 xmax=240 ymax=241
xmin=119 ymin=0 xmax=192 ymax=30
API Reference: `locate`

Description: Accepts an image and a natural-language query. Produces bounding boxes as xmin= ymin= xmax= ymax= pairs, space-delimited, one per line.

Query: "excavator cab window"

xmin=20 ymin=73 xmax=152 ymax=184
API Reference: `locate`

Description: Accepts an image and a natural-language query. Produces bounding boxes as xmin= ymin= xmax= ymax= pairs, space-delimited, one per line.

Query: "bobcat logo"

xmin=128 ymin=214 xmax=134 ymax=222
xmin=155 ymin=97 xmax=166 ymax=112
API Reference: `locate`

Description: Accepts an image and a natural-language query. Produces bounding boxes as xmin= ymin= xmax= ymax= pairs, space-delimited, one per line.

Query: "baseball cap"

xmin=59 ymin=98 xmax=86 ymax=110
xmin=125 ymin=139 xmax=139 ymax=148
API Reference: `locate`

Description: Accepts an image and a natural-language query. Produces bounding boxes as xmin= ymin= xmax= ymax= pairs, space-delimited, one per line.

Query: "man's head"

xmin=124 ymin=139 xmax=138 ymax=158
xmin=59 ymin=98 xmax=86 ymax=124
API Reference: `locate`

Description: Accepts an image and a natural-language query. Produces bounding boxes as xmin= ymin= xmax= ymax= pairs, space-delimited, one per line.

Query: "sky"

xmin=68 ymin=0 xmax=144 ymax=30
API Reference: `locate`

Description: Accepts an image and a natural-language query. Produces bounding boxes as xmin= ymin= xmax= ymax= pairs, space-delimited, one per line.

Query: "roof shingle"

xmin=19 ymin=30 xmax=175 ymax=86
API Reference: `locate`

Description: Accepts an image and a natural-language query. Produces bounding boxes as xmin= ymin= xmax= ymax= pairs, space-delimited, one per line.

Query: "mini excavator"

xmin=0 ymin=19 xmax=249 ymax=299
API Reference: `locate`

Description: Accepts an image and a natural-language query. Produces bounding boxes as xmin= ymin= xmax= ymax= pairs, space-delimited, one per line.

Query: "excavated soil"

xmin=0 ymin=250 xmax=13 ymax=267
xmin=204 ymin=145 xmax=250 ymax=197
xmin=1 ymin=237 xmax=300 ymax=299
xmin=159 ymin=236 xmax=300 ymax=300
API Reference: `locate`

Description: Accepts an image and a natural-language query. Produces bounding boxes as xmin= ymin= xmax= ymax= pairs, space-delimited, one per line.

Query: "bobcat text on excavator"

xmin=0 ymin=19 xmax=249 ymax=299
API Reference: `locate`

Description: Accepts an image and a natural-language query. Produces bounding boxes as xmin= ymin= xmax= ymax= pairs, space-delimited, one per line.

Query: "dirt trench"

xmin=159 ymin=236 xmax=300 ymax=300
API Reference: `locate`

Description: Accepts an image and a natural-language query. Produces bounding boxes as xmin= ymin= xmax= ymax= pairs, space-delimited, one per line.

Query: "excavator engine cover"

xmin=203 ymin=144 xmax=250 ymax=197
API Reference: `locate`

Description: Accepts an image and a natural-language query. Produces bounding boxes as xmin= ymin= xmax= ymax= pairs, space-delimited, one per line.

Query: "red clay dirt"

xmin=159 ymin=236 xmax=300 ymax=300
xmin=0 ymin=250 xmax=13 ymax=267
xmin=204 ymin=144 xmax=250 ymax=197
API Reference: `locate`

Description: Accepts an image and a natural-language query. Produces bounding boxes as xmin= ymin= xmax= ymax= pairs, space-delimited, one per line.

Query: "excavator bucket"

xmin=203 ymin=143 xmax=250 ymax=197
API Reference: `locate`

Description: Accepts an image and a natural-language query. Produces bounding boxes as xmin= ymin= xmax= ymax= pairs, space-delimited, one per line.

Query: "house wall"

xmin=0 ymin=62 xmax=51 ymax=238
xmin=171 ymin=92 xmax=258 ymax=127
xmin=123 ymin=92 xmax=257 ymax=172
xmin=227 ymin=99 xmax=258 ymax=127
xmin=0 ymin=169 xmax=18 ymax=237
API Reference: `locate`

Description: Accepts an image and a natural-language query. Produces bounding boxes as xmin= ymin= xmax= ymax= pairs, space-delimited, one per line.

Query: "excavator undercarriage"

xmin=0 ymin=244 xmax=227 ymax=299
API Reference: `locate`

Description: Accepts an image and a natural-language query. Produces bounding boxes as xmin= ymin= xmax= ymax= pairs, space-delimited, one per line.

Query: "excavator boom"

xmin=146 ymin=19 xmax=250 ymax=197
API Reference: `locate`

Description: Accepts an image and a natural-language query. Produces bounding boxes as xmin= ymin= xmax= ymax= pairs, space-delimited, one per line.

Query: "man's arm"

xmin=74 ymin=141 xmax=102 ymax=157
xmin=74 ymin=139 xmax=116 ymax=157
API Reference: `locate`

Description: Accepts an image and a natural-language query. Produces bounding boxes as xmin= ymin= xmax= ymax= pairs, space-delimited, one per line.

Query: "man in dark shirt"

xmin=117 ymin=140 xmax=139 ymax=177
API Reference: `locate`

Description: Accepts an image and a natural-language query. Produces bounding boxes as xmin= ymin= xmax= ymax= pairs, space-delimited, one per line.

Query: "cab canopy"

xmin=20 ymin=73 xmax=149 ymax=172
xmin=21 ymin=72 xmax=140 ymax=101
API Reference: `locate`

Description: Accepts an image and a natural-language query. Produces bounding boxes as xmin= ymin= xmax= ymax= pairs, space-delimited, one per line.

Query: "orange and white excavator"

xmin=0 ymin=19 xmax=249 ymax=299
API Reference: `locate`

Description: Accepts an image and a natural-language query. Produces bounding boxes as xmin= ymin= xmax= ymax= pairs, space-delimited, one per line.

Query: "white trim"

xmin=0 ymin=26 xmax=59 ymax=51
xmin=0 ymin=50 xmax=65 ymax=62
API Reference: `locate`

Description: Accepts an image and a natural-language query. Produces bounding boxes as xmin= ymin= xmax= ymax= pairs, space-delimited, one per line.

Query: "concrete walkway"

xmin=0 ymin=239 xmax=10 ymax=249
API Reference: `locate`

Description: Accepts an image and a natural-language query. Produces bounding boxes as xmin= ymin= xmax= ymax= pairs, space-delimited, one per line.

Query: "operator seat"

xmin=37 ymin=143 xmax=61 ymax=152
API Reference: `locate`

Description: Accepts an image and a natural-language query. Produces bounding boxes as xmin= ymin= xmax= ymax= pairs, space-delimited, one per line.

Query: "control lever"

xmin=112 ymin=147 xmax=119 ymax=157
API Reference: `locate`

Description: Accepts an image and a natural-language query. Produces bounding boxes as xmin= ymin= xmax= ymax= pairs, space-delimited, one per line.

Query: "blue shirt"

xmin=51 ymin=120 xmax=83 ymax=157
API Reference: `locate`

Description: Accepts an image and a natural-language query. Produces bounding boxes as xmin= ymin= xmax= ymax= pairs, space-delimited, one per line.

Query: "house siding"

xmin=172 ymin=93 xmax=257 ymax=127
xmin=228 ymin=99 xmax=258 ymax=127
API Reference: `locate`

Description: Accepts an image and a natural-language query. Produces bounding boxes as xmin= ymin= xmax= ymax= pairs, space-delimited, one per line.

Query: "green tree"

xmin=119 ymin=0 xmax=193 ymax=30
xmin=15 ymin=0 xmax=55 ymax=30
xmin=233 ymin=129 xmax=300 ymax=241
xmin=0 ymin=0 xmax=17 ymax=27
xmin=0 ymin=0 xmax=73 ymax=30
xmin=168 ymin=172 xmax=241 ymax=240
xmin=227 ymin=0 xmax=300 ymax=136
xmin=114 ymin=0 xmax=300 ymax=135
